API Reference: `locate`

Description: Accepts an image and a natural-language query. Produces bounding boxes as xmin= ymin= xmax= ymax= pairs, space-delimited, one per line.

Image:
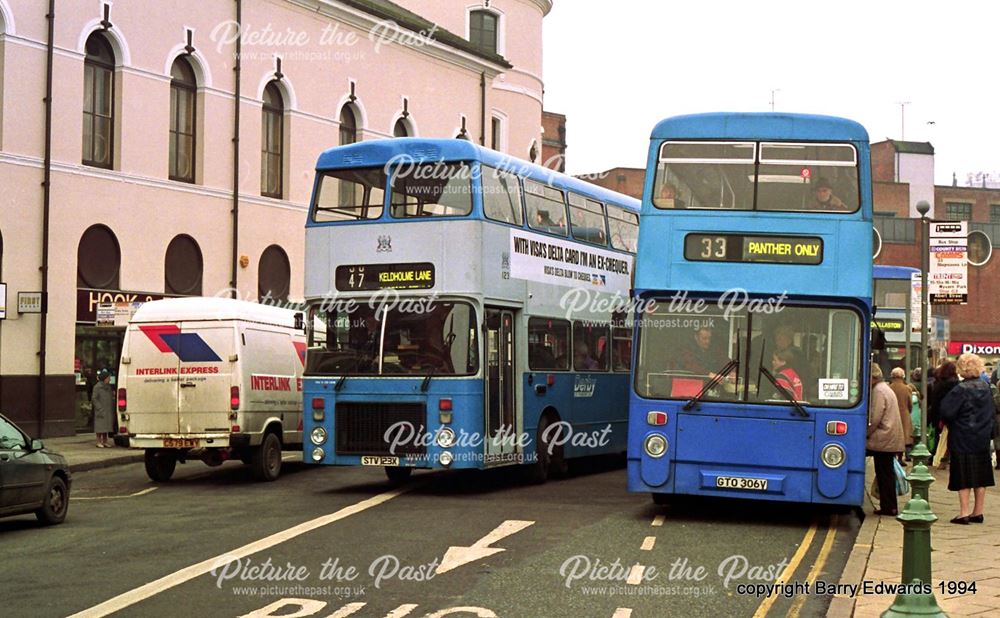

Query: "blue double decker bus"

xmin=628 ymin=113 xmax=873 ymax=505
xmin=302 ymin=138 xmax=640 ymax=482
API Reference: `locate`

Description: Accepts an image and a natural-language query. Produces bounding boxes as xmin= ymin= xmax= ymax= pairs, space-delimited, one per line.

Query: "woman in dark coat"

xmin=939 ymin=353 xmax=996 ymax=524
xmin=91 ymin=368 xmax=115 ymax=448
xmin=929 ymin=361 xmax=960 ymax=467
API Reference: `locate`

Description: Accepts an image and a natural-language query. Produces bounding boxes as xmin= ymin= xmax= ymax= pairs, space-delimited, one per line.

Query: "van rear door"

xmin=177 ymin=322 xmax=234 ymax=434
xmin=124 ymin=323 xmax=182 ymax=434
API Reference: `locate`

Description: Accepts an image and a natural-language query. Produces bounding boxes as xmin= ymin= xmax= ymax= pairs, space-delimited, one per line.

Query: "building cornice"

xmin=523 ymin=0 xmax=555 ymax=17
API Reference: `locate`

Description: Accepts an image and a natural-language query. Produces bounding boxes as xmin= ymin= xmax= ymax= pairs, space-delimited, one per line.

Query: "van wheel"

xmin=252 ymin=433 xmax=282 ymax=482
xmin=385 ymin=466 xmax=412 ymax=484
xmin=35 ymin=476 xmax=69 ymax=525
xmin=145 ymin=450 xmax=177 ymax=483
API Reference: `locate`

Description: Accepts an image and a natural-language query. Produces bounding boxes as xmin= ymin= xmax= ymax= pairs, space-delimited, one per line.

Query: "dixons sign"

xmin=947 ymin=342 xmax=1000 ymax=356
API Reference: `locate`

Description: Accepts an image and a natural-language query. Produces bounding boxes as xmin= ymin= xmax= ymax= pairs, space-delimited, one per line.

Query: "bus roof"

xmin=129 ymin=297 xmax=297 ymax=327
xmin=314 ymin=138 xmax=640 ymax=211
xmin=650 ymin=112 xmax=869 ymax=142
xmin=874 ymin=265 xmax=919 ymax=280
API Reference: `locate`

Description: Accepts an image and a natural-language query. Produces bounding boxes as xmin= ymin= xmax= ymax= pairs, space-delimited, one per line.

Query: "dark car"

xmin=0 ymin=413 xmax=71 ymax=525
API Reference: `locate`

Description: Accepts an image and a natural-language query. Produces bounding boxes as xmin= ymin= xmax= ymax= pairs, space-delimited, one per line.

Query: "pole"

xmin=882 ymin=200 xmax=943 ymax=617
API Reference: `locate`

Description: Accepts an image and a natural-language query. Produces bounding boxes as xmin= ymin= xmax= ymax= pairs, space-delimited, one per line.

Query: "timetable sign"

xmin=684 ymin=234 xmax=823 ymax=265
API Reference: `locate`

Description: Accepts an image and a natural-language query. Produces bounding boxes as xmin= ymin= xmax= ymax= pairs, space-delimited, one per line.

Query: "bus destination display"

xmin=335 ymin=263 xmax=435 ymax=291
xmin=684 ymin=234 xmax=823 ymax=265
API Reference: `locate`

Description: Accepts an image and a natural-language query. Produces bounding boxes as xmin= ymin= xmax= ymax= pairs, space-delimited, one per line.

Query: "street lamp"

xmin=883 ymin=199 xmax=943 ymax=617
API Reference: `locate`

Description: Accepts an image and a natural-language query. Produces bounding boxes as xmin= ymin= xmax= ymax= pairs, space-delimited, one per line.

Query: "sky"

xmin=542 ymin=1 xmax=999 ymax=186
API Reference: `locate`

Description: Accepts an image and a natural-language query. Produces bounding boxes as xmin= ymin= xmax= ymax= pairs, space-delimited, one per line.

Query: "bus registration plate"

xmin=361 ymin=456 xmax=399 ymax=466
xmin=716 ymin=476 xmax=767 ymax=491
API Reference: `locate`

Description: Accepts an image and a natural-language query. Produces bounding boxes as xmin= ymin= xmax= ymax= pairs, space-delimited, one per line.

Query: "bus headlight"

xmin=436 ymin=427 xmax=456 ymax=449
xmin=310 ymin=427 xmax=327 ymax=445
xmin=821 ymin=444 xmax=846 ymax=468
xmin=310 ymin=447 xmax=325 ymax=462
xmin=644 ymin=433 xmax=668 ymax=458
xmin=439 ymin=451 xmax=454 ymax=467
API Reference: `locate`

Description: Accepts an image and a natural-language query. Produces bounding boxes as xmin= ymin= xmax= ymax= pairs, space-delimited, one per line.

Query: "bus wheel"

xmin=525 ymin=415 xmax=561 ymax=484
xmin=144 ymin=449 xmax=177 ymax=483
xmin=385 ymin=466 xmax=412 ymax=484
xmin=252 ymin=433 xmax=282 ymax=482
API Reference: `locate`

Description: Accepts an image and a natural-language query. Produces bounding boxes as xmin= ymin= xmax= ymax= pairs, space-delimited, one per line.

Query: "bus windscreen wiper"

xmin=420 ymin=365 xmax=437 ymax=392
xmin=683 ymin=358 xmax=738 ymax=411
xmin=756 ymin=364 xmax=809 ymax=418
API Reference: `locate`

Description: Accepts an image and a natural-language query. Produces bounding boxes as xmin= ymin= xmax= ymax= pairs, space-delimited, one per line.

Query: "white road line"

xmin=325 ymin=602 xmax=367 ymax=618
xmin=68 ymin=484 xmax=416 ymax=618
xmin=640 ymin=536 xmax=656 ymax=551
xmin=626 ymin=564 xmax=645 ymax=585
xmin=651 ymin=514 xmax=665 ymax=527
xmin=385 ymin=604 xmax=420 ymax=617
xmin=612 ymin=609 xmax=633 ymax=618
xmin=74 ymin=487 xmax=158 ymax=501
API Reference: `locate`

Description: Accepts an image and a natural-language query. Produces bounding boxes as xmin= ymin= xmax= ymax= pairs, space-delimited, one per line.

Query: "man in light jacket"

xmin=868 ymin=363 xmax=905 ymax=515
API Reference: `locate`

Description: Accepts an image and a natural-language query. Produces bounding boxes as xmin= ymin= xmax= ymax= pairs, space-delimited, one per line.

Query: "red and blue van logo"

xmin=140 ymin=325 xmax=222 ymax=362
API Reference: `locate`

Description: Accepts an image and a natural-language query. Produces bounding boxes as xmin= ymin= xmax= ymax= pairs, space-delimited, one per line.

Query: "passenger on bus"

xmin=771 ymin=349 xmax=803 ymax=400
xmin=811 ymin=178 xmax=848 ymax=211
xmin=534 ymin=209 xmax=563 ymax=231
xmin=574 ymin=341 xmax=599 ymax=371
xmin=655 ymin=182 xmax=686 ymax=209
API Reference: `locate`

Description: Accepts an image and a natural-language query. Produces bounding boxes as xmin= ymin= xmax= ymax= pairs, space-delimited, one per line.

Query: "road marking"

xmin=385 ymin=604 xmax=420 ymax=617
xmin=74 ymin=487 xmax=158 ymax=501
xmin=651 ymin=514 xmax=665 ymax=527
xmin=788 ymin=516 xmax=838 ymax=618
xmin=626 ymin=564 xmax=645 ymax=585
xmin=612 ymin=609 xmax=633 ymax=618
xmin=68 ymin=484 xmax=417 ymax=618
xmin=751 ymin=521 xmax=818 ymax=618
xmin=640 ymin=536 xmax=656 ymax=551
xmin=436 ymin=520 xmax=535 ymax=575
xmin=326 ymin=602 xmax=366 ymax=618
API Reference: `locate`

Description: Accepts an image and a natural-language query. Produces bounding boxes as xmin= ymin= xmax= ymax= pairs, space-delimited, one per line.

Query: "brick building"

xmin=540 ymin=110 xmax=566 ymax=171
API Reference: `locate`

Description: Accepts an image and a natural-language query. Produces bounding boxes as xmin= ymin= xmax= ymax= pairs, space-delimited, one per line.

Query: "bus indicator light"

xmin=826 ymin=421 xmax=848 ymax=435
xmin=439 ymin=398 xmax=453 ymax=411
xmin=647 ymin=411 xmax=668 ymax=426
xmin=547 ymin=374 xmax=555 ymax=386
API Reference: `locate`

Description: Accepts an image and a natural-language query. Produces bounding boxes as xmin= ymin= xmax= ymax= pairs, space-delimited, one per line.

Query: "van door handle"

xmin=180 ymin=382 xmax=197 ymax=388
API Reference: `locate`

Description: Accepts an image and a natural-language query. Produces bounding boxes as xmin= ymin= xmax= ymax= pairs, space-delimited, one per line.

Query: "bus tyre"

xmin=525 ymin=416 xmax=564 ymax=484
xmin=144 ymin=449 xmax=177 ymax=483
xmin=385 ymin=466 xmax=412 ymax=484
xmin=252 ymin=433 xmax=282 ymax=482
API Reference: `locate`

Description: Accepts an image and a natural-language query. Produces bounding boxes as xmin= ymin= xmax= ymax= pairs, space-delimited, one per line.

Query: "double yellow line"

xmin=752 ymin=515 xmax=839 ymax=618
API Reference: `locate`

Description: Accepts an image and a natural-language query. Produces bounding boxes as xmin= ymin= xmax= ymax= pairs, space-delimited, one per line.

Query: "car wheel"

xmin=384 ymin=466 xmax=412 ymax=484
xmin=252 ymin=433 xmax=282 ymax=482
xmin=144 ymin=449 xmax=177 ymax=482
xmin=35 ymin=476 xmax=69 ymax=525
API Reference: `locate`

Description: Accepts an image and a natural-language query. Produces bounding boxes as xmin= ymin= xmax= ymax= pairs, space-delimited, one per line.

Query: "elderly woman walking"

xmin=940 ymin=353 xmax=996 ymax=524
xmin=868 ymin=363 xmax=905 ymax=516
xmin=91 ymin=368 xmax=115 ymax=448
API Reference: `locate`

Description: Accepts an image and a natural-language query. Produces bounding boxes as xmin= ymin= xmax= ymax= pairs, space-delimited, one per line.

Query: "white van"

xmin=117 ymin=297 xmax=305 ymax=482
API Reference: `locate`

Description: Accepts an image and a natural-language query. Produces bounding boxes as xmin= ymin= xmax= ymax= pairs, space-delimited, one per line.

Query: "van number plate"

xmin=361 ymin=456 xmax=399 ymax=466
xmin=163 ymin=438 xmax=200 ymax=448
xmin=716 ymin=476 xmax=768 ymax=491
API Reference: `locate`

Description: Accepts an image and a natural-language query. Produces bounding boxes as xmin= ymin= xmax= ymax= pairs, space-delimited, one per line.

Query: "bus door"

xmin=484 ymin=309 xmax=517 ymax=463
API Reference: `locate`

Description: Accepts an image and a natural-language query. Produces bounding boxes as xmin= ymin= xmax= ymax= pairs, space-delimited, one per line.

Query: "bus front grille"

xmin=335 ymin=402 xmax=426 ymax=456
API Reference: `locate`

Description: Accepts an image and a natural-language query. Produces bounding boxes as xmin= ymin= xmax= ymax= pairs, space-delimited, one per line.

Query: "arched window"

xmin=258 ymin=245 xmax=290 ymax=302
xmin=77 ymin=224 xmax=121 ymax=290
xmin=83 ymin=33 xmax=116 ymax=168
xmin=169 ymin=57 xmax=197 ymax=183
xmin=339 ymin=105 xmax=358 ymax=146
xmin=261 ymin=81 xmax=284 ymax=198
xmin=164 ymin=235 xmax=203 ymax=295
xmin=469 ymin=10 xmax=499 ymax=55
xmin=393 ymin=118 xmax=410 ymax=138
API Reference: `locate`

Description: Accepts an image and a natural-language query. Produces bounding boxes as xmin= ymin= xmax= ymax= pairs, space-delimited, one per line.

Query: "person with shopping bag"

xmin=868 ymin=363 xmax=905 ymax=516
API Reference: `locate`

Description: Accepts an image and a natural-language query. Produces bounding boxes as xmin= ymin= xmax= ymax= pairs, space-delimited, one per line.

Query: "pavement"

xmin=44 ymin=433 xmax=999 ymax=616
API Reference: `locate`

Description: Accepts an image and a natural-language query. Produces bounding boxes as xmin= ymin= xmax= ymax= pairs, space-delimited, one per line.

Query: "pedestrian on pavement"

xmin=888 ymin=367 xmax=916 ymax=460
xmin=940 ymin=353 xmax=996 ymax=524
xmin=868 ymin=362 xmax=905 ymax=516
xmin=92 ymin=368 xmax=115 ymax=448
xmin=929 ymin=360 xmax=960 ymax=468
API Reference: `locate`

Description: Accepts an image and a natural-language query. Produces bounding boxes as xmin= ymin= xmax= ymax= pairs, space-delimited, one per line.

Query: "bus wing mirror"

xmin=294 ymin=312 xmax=305 ymax=331
xmin=871 ymin=327 xmax=886 ymax=351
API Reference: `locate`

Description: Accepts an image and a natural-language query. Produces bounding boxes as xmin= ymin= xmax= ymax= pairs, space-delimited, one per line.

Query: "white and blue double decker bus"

xmin=302 ymin=138 xmax=640 ymax=482
xmin=628 ymin=113 xmax=874 ymax=506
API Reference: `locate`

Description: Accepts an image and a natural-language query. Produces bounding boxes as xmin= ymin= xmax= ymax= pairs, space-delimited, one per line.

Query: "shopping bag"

xmin=925 ymin=424 xmax=937 ymax=455
xmin=893 ymin=458 xmax=910 ymax=496
xmin=933 ymin=426 xmax=949 ymax=467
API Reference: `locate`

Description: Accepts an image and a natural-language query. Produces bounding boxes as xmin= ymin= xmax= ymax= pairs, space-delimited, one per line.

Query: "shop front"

xmin=947 ymin=341 xmax=1000 ymax=373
